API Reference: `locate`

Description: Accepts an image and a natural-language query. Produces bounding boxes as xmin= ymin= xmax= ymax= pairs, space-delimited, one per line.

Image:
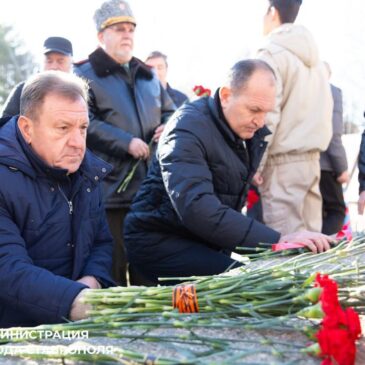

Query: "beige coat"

xmin=257 ymin=23 xmax=333 ymax=170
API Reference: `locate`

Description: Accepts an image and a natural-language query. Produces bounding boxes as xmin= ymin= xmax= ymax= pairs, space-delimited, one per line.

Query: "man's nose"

xmin=45 ymin=62 xmax=58 ymax=71
xmin=123 ymin=32 xmax=133 ymax=40
xmin=68 ymin=129 xmax=85 ymax=148
xmin=254 ymin=114 xmax=266 ymax=128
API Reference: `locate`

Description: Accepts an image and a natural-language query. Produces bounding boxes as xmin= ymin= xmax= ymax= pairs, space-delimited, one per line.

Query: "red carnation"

xmin=313 ymin=273 xmax=362 ymax=365
xmin=343 ymin=307 xmax=362 ymax=340
xmin=314 ymin=273 xmax=340 ymax=326
xmin=246 ymin=188 xmax=260 ymax=209
xmin=193 ymin=85 xmax=211 ymax=97
xmin=317 ymin=327 xmax=357 ymax=365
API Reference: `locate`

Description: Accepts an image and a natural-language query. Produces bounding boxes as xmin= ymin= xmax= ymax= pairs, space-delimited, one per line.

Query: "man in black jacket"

xmin=74 ymin=0 xmax=175 ymax=285
xmin=145 ymin=51 xmax=188 ymax=108
xmin=124 ymin=59 xmax=333 ymax=284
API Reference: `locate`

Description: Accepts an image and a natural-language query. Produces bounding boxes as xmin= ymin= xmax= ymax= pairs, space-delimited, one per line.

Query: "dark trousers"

xmin=107 ymin=208 xmax=157 ymax=286
xmin=130 ymin=236 xmax=243 ymax=286
xmin=106 ymin=208 xmax=129 ymax=286
xmin=320 ymin=171 xmax=346 ymax=235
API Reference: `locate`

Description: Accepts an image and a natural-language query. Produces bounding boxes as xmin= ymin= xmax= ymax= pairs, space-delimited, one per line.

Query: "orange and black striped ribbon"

xmin=172 ymin=284 xmax=199 ymax=313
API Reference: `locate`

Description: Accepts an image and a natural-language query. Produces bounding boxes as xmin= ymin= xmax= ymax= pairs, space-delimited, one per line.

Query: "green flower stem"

xmin=117 ymin=159 xmax=142 ymax=194
xmin=2 ymin=235 xmax=365 ymax=365
xmin=117 ymin=139 xmax=155 ymax=194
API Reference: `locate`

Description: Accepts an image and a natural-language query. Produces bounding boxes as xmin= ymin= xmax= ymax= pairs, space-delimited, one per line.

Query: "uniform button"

xmin=86 ymin=188 xmax=91 ymax=193
xmin=50 ymin=187 xmax=55 ymax=192
xmin=94 ymin=176 xmax=99 ymax=181
xmin=67 ymin=242 xmax=71 ymax=247
xmin=101 ymin=168 xmax=107 ymax=173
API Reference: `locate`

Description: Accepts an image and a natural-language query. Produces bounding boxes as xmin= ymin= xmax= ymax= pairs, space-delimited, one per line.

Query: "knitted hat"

xmin=94 ymin=0 xmax=136 ymax=32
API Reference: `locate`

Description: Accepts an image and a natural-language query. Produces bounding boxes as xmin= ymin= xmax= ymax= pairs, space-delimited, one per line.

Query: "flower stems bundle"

xmin=0 ymin=280 xmax=361 ymax=365
xmin=117 ymin=159 xmax=142 ymax=193
xmin=117 ymin=139 xmax=154 ymax=194
xmin=82 ymin=274 xmax=322 ymax=323
xmin=1 ymin=236 xmax=364 ymax=365
xmin=78 ymin=236 xmax=365 ymax=324
xmin=0 ymin=290 xmax=360 ymax=365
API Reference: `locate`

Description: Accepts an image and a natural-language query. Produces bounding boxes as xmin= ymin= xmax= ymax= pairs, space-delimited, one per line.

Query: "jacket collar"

xmin=88 ymin=47 xmax=154 ymax=80
xmin=0 ymin=117 xmax=112 ymax=184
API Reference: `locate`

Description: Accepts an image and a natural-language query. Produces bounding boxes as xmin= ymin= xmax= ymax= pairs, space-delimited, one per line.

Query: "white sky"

xmin=1 ymin=0 xmax=365 ymax=123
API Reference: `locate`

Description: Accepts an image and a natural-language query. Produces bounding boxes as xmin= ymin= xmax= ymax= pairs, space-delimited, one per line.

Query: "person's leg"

xmin=106 ymin=208 xmax=129 ymax=286
xmin=320 ymin=171 xmax=346 ymax=235
xmin=261 ymin=156 xmax=322 ymax=235
xmin=261 ymin=162 xmax=307 ymax=234
xmin=303 ymin=159 xmax=322 ymax=232
xmin=320 ymin=170 xmax=330 ymax=230
xmin=131 ymin=237 xmax=242 ymax=285
xmin=129 ymin=264 xmax=157 ymax=286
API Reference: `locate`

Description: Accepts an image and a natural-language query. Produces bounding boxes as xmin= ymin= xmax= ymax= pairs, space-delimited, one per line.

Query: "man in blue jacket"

xmin=0 ymin=71 xmax=114 ymax=328
xmin=124 ymin=59 xmax=334 ymax=284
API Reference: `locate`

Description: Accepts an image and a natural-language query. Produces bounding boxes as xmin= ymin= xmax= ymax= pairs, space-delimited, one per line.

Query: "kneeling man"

xmin=124 ymin=59 xmax=333 ymax=284
xmin=0 ymin=71 xmax=114 ymax=327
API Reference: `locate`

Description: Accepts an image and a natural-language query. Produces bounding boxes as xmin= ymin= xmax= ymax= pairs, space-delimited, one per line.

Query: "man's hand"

xmin=152 ymin=124 xmax=165 ymax=142
xmin=337 ymin=170 xmax=349 ymax=184
xmin=69 ymin=289 xmax=92 ymax=321
xmin=77 ymin=276 xmax=101 ymax=289
xmin=279 ymin=231 xmax=334 ymax=253
xmin=252 ymin=173 xmax=263 ymax=186
xmin=128 ymin=138 xmax=150 ymax=159
xmin=358 ymin=191 xmax=365 ymax=215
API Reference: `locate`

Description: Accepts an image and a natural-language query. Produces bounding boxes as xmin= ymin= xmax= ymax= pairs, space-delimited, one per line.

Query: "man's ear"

xmin=219 ymin=86 xmax=232 ymax=109
xmin=97 ymin=31 xmax=104 ymax=45
xmin=270 ymin=6 xmax=281 ymax=24
xmin=17 ymin=116 xmax=33 ymax=144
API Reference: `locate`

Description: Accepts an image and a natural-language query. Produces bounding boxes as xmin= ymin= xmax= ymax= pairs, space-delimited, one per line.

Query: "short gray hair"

xmin=20 ymin=71 xmax=89 ymax=120
xmin=145 ymin=51 xmax=168 ymax=66
xmin=228 ymin=59 xmax=276 ymax=94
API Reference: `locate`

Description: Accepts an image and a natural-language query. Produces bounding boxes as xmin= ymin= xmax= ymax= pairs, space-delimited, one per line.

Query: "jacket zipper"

xmin=57 ymin=183 xmax=73 ymax=215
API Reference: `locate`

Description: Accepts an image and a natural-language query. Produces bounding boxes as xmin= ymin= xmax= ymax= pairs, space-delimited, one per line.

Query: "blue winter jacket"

xmin=0 ymin=118 xmax=114 ymax=328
